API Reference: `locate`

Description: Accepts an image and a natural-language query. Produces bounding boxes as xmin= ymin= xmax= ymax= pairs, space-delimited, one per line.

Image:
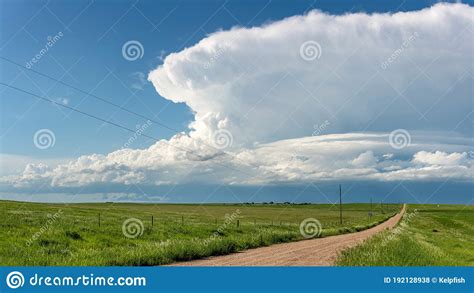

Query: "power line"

xmin=1 ymin=83 xmax=161 ymax=141
xmin=1 ymin=56 xmax=287 ymax=182
xmin=0 ymin=56 xmax=180 ymax=133
xmin=0 ymin=82 xmax=255 ymax=178
xmin=0 ymin=56 xmax=255 ymax=169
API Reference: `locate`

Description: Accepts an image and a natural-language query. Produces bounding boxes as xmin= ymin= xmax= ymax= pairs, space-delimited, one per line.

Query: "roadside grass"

xmin=336 ymin=204 xmax=474 ymax=266
xmin=0 ymin=200 xmax=399 ymax=266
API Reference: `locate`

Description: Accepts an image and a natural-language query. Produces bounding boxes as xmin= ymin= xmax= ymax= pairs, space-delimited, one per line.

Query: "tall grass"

xmin=0 ymin=200 xmax=400 ymax=266
xmin=336 ymin=205 xmax=474 ymax=266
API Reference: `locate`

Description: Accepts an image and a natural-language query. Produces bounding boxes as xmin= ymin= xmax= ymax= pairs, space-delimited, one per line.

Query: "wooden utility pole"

xmin=339 ymin=184 xmax=342 ymax=225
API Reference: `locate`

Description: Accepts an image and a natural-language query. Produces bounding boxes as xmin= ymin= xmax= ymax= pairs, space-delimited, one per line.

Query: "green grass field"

xmin=336 ymin=204 xmax=474 ymax=266
xmin=0 ymin=200 xmax=399 ymax=266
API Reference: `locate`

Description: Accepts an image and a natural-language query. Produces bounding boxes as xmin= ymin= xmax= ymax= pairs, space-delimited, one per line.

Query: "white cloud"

xmin=351 ymin=151 xmax=378 ymax=167
xmin=54 ymin=97 xmax=69 ymax=105
xmin=0 ymin=154 xmax=70 ymax=176
xmin=413 ymin=150 xmax=468 ymax=166
xmin=149 ymin=3 xmax=472 ymax=147
xmin=382 ymin=153 xmax=394 ymax=160
xmin=1 ymin=132 xmax=472 ymax=190
xmin=130 ymin=72 xmax=147 ymax=90
xmin=158 ymin=49 xmax=167 ymax=62
xmin=1 ymin=3 xmax=473 ymax=194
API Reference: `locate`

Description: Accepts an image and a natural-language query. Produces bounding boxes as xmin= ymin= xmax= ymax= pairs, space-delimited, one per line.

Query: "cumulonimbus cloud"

xmin=1 ymin=3 xmax=473 ymax=193
xmin=148 ymin=3 xmax=473 ymax=146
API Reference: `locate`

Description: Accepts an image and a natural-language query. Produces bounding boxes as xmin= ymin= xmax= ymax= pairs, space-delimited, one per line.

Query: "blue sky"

xmin=1 ymin=0 xmax=458 ymax=157
xmin=0 ymin=0 xmax=473 ymax=204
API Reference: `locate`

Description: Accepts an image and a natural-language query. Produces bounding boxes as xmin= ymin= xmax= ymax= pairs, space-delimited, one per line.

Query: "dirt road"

xmin=171 ymin=205 xmax=406 ymax=266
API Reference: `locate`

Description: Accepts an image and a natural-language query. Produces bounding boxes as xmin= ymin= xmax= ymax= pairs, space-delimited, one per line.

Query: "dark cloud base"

xmin=1 ymin=181 xmax=472 ymax=204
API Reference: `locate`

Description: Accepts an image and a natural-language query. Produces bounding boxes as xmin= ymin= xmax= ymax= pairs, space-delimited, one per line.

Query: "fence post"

xmin=98 ymin=213 xmax=101 ymax=227
xmin=237 ymin=219 xmax=240 ymax=228
xmin=152 ymin=215 xmax=154 ymax=227
xmin=181 ymin=216 xmax=184 ymax=225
